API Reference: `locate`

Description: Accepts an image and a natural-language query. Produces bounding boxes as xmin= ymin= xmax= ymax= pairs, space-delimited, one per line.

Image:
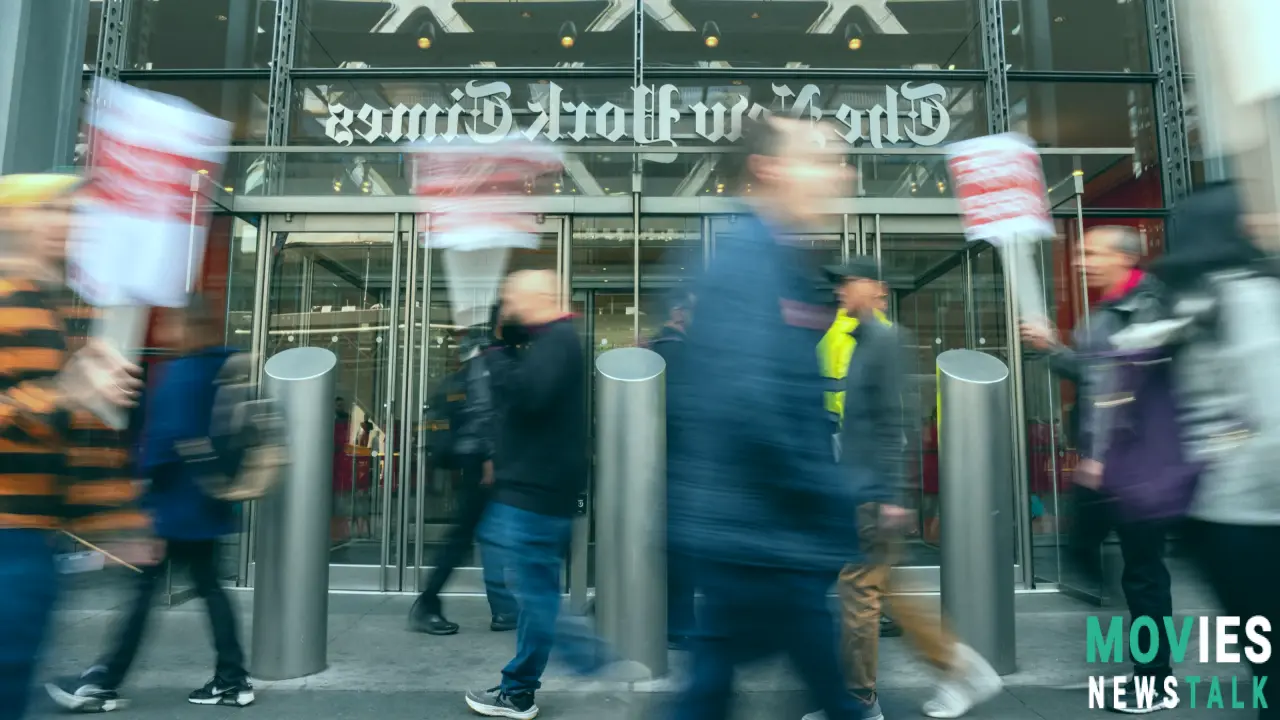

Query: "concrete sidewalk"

xmin=33 ymin=568 xmax=1247 ymax=719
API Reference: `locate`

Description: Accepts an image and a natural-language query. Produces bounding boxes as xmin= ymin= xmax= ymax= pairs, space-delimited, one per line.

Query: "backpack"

xmin=174 ymin=353 xmax=288 ymax=502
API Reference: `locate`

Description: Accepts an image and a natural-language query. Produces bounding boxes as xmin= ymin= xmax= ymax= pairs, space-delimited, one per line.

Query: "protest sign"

xmin=412 ymin=139 xmax=564 ymax=326
xmin=947 ymin=133 xmax=1053 ymax=328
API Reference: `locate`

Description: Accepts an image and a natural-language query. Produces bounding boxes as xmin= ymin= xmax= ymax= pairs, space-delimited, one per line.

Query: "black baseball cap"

xmin=823 ymin=257 xmax=882 ymax=283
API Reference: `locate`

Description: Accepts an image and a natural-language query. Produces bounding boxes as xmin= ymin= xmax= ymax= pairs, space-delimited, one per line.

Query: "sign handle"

xmin=998 ymin=236 xmax=1051 ymax=331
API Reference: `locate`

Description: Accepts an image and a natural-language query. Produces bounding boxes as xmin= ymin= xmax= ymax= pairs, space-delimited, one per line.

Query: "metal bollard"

xmin=937 ymin=349 xmax=1017 ymax=675
xmin=594 ymin=347 xmax=667 ymax=678
xmin=252 ymin=347 xmax=337 ymax=680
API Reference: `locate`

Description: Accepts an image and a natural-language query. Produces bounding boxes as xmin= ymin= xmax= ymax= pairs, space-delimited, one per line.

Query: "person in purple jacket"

xmin=47 ymin=297 xmax=254 ymax=713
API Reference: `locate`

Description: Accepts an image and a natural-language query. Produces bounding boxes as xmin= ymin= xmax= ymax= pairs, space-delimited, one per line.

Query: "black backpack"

xmin=174 ymin=353 xmax=288 ymax=502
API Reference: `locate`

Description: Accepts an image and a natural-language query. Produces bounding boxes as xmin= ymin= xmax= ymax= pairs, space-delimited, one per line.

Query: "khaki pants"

xmin=837 ymin=503 xmax=958 ymax=693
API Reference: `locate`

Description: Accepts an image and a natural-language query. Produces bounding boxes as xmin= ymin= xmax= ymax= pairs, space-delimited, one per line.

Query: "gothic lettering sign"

xmin=324 ymin=81 xmax=952 ymax=149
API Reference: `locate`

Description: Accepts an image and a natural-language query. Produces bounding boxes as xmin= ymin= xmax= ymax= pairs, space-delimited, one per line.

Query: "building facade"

xmin=10 ymin=0 xmax=1214 ymax=599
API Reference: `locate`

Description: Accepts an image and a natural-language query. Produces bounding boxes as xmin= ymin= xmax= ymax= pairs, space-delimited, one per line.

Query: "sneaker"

xmin=188 ymin=677 xmax=255 ymax=707
xmin=879 ymin=615 xmax=903 ymax=638
xmin=800 ymin=695 xmax=884 ymax=720
xmin=922 ymin=644 xmax=1003 ymax=718
xmin=464 ymin=686 xmax=538 ymax=719
xmin=1107 ymin=675 xmax=1178 ymax=714
xmin=45 ymin=668 xmax=128 ymax=713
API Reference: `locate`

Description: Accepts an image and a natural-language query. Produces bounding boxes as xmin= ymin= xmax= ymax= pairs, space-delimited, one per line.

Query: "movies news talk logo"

xmin=1087 ymin=615 xmax=1271 ymax=711
xmin=324 ymin=80 xmax=951 ymax=149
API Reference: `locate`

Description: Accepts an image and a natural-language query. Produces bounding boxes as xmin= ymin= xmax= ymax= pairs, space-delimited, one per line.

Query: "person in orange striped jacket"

xmin=0 ymin=173 xmax=146 ymax=720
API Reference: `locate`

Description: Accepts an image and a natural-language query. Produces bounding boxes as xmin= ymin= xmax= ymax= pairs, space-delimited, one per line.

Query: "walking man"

xmin=806 ymin=260 xmax=1001 ymax=720
xmin=0 ymin=173 xmax=145 ymax=719
xmin=669 ymin=117 xmax=866 ymax=720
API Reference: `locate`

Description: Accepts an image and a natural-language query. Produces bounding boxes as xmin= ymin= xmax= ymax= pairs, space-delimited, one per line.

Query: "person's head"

xmin=1081 ymin=226 xmax=1144 ymax=291
xmin=741 ymin=117 xmax=854 ymax=226
xmin=1149 ymin=182 xmax=1273 ymax=291
xmin=0 ymin=173 xmax=84 ymax=279
xmin=154 ymin=294 xmax=223 ymax=353
xmin=501 ymin=269 xmax=561 ymax=325
xmin=825 ymin=257 xmax=885 ymax=316
xmin=666 ymin=289 xmax=695 ymax=330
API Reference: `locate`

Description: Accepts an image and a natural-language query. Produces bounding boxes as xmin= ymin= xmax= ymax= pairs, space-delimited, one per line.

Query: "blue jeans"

xmin=671 ymin=561 xmax=863 ymax=720
xmin=0 ymin=530 xmax=59 ymax=720
xmin=479 ymin=502 xmax=608 ymax=695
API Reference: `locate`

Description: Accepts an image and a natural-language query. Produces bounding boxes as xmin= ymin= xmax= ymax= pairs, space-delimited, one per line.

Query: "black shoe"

xmin=1106 ymin=675 xmax=1177 ymax=714
xmin=45 ymin=668 xmax=128 ymax=713
xmin=188 ymin=677 xmax=255 ymax=707
xmin=879 ymin=614 xmax=902 ymax=638
xmin=490 ymin=614 xmax=517 ymax=632
xmin=464 ymin=686 xmax=538 ymax=719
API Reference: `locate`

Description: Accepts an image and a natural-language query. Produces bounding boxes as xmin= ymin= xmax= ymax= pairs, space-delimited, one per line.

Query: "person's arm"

xmin=487 ymin=326 xmax=576 ymax=415
xmin=0 ymin=280 xmax=71 ymax=446
xmin=870 ymin=328 xmax=913 ymax=506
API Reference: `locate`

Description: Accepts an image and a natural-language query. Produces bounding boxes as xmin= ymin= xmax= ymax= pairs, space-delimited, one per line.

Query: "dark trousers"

xmin=0 ymin=530 xmax=58 ymax=720
xmin=1186 ymin=521 xmax=1280 ymax=719
xmin=99 ymin=539 xmax=246 ymax=689
xmin=671 ymin=561 xmax=864 ymax=720
xmin=1067 ymin=486 xmax=1173 ymax=677
xmin=480 ymin=502 xmax=607 ymax=695
xmin=418 ymin=455 xmax=515 ymax=618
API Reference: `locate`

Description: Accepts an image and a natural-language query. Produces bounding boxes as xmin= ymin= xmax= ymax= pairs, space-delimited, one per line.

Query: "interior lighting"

xmin=197 ymin=168 xmax=209 ymax=175
xmin=559 ymin=21 xmax=577 ymax=49
xmin=702 ymin=22 xmax=721 ymax=48
xmin=417 ymin=21 xmax=437 ymax=50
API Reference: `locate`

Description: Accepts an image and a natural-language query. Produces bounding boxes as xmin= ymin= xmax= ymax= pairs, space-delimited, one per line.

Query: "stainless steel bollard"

xmin=252 ymin=347 xmax=337 ymax=680
xmin=937 ymin=349 xmax=1017 ymax=675
xmin=594 ymin=347 xmax=667 ymax=678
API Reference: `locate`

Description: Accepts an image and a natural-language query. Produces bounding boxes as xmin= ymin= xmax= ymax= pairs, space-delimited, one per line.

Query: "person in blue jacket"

xmin=47 ymin=297 xmax=254 ymax=713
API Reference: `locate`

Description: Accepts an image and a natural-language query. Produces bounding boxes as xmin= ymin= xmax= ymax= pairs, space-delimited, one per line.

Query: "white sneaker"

xmin=922 ymin=644 xmax=1003 ymax=719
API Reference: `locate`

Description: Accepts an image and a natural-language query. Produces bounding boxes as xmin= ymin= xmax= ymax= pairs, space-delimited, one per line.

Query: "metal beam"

xmin=1147 ymin=0 xmax=1193 ymax=206
xmin=266 ymin=0 xmax=300 ymax=193
xmin=979 ymin=0 xmax=1010 ymax=134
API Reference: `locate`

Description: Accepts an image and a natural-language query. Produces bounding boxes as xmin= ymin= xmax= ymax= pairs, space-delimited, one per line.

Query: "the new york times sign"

xmin=325 ymin=80 xmax=951 ymax=149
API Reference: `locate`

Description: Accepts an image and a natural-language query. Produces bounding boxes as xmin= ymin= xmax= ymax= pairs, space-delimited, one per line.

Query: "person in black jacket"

xmin=410 ymin=305 xmax=516 ymax=636
xmin=465 ymin=270 xmax=646 ymax=720
xmin=648 ymin=289 xmax=698 ymax=649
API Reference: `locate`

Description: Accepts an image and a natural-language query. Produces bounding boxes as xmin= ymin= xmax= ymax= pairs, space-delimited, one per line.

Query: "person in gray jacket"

xmin=806 ymin=258 xmax=1000 ymax=720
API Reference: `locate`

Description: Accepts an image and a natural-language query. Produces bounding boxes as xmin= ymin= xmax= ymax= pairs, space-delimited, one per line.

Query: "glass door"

xmin=252 ymin=213 xmax=415 ymax=591
xmin=407 ymin=216 xmax=567 ymax=594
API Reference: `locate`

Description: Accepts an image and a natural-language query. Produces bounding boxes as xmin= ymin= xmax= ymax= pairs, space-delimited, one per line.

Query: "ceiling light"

xmin=417 ymin=37 xmax=431 ymax=49
xmin=216 ymin=14 xmax=227 ymax=21
xmin=848 ymin=37 xmax=862 ymax=50
xmin=559 ymin=21 xmax=577 ymax=48
xmin=844 ymin=24 xmax=865 ymax=51
xmin=702 ymin=21 xmax=721 ymax=48
xmin=521 ymin=10 xmax=531 ymax=18
xmin=416 ymin=21 xmax=437 ymax=50
xmin=751 ymin=12 xmax=760 ymax=19
xmin=197 ymin=168 xmax=209 ymax=175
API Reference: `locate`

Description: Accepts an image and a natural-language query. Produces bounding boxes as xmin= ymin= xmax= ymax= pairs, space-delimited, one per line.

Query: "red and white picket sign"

xmin=946 ymin=133 xmax=1054 ymax=245
xmin=69 ymin=78 xmax=232 ymax=308
xmin=412 ymin=139 xmax=564 ymax=326
xmin=947 ymin=133 xmax=1053 ymax=326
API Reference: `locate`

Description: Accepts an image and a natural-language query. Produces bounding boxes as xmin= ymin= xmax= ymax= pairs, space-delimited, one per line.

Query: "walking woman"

xmin=1112 ymin=182 xmax=1280 ymax=718
xmin=48 ymin=298 xmax=254 ymax=712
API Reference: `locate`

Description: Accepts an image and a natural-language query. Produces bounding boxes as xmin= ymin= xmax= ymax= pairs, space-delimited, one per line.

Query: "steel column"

xmin=980 ymin=0 xmax=1011 ymax=134
xmin=265 ymin=0 xmax=298 ymax=192
xmin=1147 ymin=0 xmax=1193 ymax=207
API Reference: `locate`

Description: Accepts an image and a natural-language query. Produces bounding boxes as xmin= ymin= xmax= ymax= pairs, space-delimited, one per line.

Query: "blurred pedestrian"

xmin=47 ymin=297 xmax=254 ymax=712
xmin=806 ymin=260 xmax=1000 ymax=720
xmin=1112 ymin=182 xmax=1280 ymax=718
xmin=465 ymin=270 xmax=646 ymax=720
xmin=647 ymin=288 xmax=698 ymax=650
xmin=0 ymin=173 xmax=145 ymax=720
xmin=410 ymin=304 xmax=516 ymax=636
xmin=1020 ymin=226 xmax=1176 ymax=710
xmin=668 ymin=117 xmax=865 ymax=720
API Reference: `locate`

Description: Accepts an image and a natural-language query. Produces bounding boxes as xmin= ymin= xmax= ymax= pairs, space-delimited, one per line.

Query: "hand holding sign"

xmin=947 ymin=133 xmax=1054 ymax=332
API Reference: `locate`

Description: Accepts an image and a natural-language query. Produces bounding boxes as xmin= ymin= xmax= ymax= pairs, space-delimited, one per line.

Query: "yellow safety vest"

xmin=817 ymin=308 xmax=892 ymax=423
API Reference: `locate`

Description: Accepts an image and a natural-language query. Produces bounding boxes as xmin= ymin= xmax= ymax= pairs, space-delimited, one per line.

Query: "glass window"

xmin=642 ymin=0 xmax=981 ymax=69
xmin=294 ymin=0 xmax=635 ymax=68
xmin=1003 ymin=0 xmax=1150 ymax=72
xmin=125 ymin=79 xmax=270 ymax=144
xmin=1009 ymin=82 xmax=1162 ymax=209
xmin=85 ymin=1 xmax=102 ymax=70
xmin=125 ymin=0 xmax=275 ymax=69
